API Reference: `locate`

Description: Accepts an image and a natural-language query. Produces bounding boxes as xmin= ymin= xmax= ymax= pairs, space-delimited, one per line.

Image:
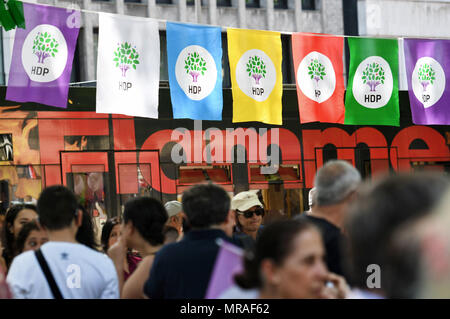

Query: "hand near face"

xmin=107 ymin=235 xmax=128 ymax=268
xmin=319 ymin=272 xmax=350 ymax=299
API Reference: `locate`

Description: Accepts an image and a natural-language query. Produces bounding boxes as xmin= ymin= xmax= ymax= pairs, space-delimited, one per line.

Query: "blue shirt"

xmin=144 ymin=229 xmax=238 ymax=299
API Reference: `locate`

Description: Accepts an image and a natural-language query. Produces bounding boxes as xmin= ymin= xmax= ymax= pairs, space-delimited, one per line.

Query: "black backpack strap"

xmin=34 ymin=249 xmax=64 ymax=299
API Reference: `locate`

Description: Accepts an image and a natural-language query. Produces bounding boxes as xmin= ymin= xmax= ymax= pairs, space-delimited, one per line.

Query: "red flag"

xmin=292 ymin=33 xmax=345 ymax=123
xmin=28 ymin=165 xmax=37 ymax=179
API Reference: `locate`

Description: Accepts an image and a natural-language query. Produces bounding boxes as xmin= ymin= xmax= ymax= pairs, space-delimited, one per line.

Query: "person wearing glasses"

xmin=231 ymin=191 xmax=265 ymax=242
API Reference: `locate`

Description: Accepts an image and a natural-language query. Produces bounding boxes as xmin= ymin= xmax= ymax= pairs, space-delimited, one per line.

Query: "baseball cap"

xmin=231 ymin=191 xmax=264 ymax=212
xmin=164 ymin=201 xmax=182 ymax=218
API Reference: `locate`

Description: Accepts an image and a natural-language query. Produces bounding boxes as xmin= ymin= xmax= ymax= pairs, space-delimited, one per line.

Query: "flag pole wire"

xmin=20 ymin=0 xmax=450 ymax=41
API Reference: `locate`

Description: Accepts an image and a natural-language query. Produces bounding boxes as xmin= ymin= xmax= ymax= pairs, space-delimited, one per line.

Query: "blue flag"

xmin=167 ymin=22 xmax=223 ymax=120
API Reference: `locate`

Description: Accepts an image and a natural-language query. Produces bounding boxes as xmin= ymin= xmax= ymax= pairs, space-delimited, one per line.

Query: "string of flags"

xmin=4 ymin=2 xmax=450 ymax=126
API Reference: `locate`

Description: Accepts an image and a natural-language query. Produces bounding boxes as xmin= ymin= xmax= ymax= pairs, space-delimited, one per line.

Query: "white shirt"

xmin=346 ymin=288 xmax=384 ymax=299
xmin=7 ymin=242 xmax=119 ymax=299
xmin=218 ymin=285 xmax=260 ymax=299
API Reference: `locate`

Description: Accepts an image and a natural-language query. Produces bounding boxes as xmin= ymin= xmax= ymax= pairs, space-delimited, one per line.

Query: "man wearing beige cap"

xmin=231 ymin=191 xmax=265 ymax=241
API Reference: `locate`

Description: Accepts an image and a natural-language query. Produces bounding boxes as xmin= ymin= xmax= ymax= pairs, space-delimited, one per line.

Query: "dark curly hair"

xmin=1 ymin=204 xmax=37 ymax=268
xmin=101 ymin=217 xmax=121 ymax=252
xmin=123 ymin=197 xmax=168 ymax=246
xmin=76 ymin=205 xmax=101 ymax=251
xmin=14 ymin=220 xmax=43 ymax=255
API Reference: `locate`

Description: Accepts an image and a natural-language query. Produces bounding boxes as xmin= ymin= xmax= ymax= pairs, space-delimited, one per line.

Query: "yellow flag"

xmin=227 ymin=28 xmax=283 ymax=125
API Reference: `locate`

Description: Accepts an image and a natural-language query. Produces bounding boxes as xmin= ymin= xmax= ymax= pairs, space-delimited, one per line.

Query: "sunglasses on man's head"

xmin=237 ymin=208 xmax=265 ymax=218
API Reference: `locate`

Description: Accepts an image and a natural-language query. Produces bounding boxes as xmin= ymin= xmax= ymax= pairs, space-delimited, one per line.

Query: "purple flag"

xmin=205 ymin=239 xmax=244 ymax=299
xmin=6 ymin=3 xmax=80 ymax=108
xmin=404 ymin=39 xmax=450 ymax=125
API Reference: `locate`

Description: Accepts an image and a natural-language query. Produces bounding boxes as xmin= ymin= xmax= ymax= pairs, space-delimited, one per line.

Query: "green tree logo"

xmin=113 ymin=42 xmax=140 ymax=77
xmin=362 ymin=62 xmax=385 ymax=92
xmin=247 ymin=56 xmax=266 ymax=85
xmin=418 ymin=63 xmax=435 ymax=92
xmin=32 ymin=31 xmax=59 ymax=64
xmin=184 ymin=52 xmax=207 ymax=83
xmin=308 ymin=59 xmax=326 ymax=84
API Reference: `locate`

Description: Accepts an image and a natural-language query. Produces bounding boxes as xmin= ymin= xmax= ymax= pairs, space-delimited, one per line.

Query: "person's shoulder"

xmin=9 ymin=250 xmax=36 ymax=269
xmin=219 ymin=285 xmax=259 ymax=299
xmin=46 ymin=242 xmax=108 ymax=258
xmin=136 ymin=255 xmax=155 ymax=272
xmin=151 ymin=241 xmax=182 ymax=263
xmin=302 ymin=214 xmax=336 ymax=229
xmin=80 ymin=245 xmax=117 ymax=269
xmin=6 ymin=250 xmax=37 ymax=279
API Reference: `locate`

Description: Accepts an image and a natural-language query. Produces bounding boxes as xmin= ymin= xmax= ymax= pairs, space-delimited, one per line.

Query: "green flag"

xmin=344 ymin=38 xmax=399 ymax=126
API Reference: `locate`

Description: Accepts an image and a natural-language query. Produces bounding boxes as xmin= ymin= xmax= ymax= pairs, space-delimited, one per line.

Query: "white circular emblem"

xmin=352 ymin=56 xmax=393 ymax=109
xmin=297 ymin=51 xmax=336 ymax=103
xmin=411 ymin=57 xmax=445 ymax=109
xmin=235 ymin=49 xmax=276 ymax=102
xmin=22 ymin=24 xmax=68 ymax=83
xmin=175 ymin=45 xmax=217 ymax=101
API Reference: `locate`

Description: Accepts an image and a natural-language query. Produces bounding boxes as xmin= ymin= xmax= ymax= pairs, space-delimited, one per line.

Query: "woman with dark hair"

xmin=221 ymin=219 xmax=349 ymax=299
xmin=75 ymin=205 xmax=100 ymax=251
xmin=1 ymin=204 xmax=38 ymax=271
xmin=101 ymin=217 xmax=121 ymax=252
xmin=108 ymin=197 xmax=168 ymax=298
xmin=101 ymin=217 xmax=141 ymax=282
xmin=14 ymin=220 xmax=48 ymax=254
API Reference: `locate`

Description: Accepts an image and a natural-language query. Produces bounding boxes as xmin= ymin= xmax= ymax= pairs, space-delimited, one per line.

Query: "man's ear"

xmin=226 ymin=210 xmax=236 ymax=227
xmin=76 ymin=209 xmax=83 ymax=227
xmin=261 ymin=259 xmax=280 ymax=285
xmin=123 ymin=221 xmax=134 ymax=236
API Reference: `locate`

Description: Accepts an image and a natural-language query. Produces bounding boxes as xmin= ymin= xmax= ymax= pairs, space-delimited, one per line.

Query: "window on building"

xmin=302 ymin=0 xmax=316 ymax=10
xmin=177 ymin=165 xmax=233 ymax=193
xmin=70 ymin=40 xmax=81 ymax=84
xmin=187 ymin=0 xmax=205 ymax=5
xmin=91 ymin=0 xmax=145 ymax=1
xmin=160 ymin=32 xmax=169 ymax=82
xmin=93 ymin=27 xmax=99 ymax=79
xmin=274 ymin=0 xmax=287 ymax=9
xmin=222 ymin=33 xmax=231 ymax=88
xmin=217 ymin=0 xmax=231 ymax=6
xmin=156 ymin=0 xmax=172 ymax=4
xmin=187 ymin=0 xmax=230 ymax=6
xmin=281 ymin=34 xmax=295 ymax=84
xmin=0 ymin=165 xmax=44 ymax=206
xmin=246 ymin=0 xmax=260 ymax=8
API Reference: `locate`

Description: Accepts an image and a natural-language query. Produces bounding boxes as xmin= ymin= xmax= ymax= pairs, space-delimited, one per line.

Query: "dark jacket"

xmin=144 ymin=229 xmax=239 ymax=299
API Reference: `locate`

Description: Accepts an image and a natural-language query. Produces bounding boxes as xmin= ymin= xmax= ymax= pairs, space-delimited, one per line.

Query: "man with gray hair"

xmin=297 ymin=160 xmax=361 ymax=278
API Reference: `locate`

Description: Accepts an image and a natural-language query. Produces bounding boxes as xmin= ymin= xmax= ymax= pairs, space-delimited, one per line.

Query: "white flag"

xmin=96 ymin=14 xmax=160 ymax=118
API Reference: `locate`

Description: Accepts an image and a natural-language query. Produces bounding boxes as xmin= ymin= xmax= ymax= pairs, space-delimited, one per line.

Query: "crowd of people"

xmin=0 ymin=159 xmax=449 ymax=299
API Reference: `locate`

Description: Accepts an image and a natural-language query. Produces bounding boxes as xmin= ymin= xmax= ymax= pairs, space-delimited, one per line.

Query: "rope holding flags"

xmin=2 ymin=1 xmax=450 ymax=127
